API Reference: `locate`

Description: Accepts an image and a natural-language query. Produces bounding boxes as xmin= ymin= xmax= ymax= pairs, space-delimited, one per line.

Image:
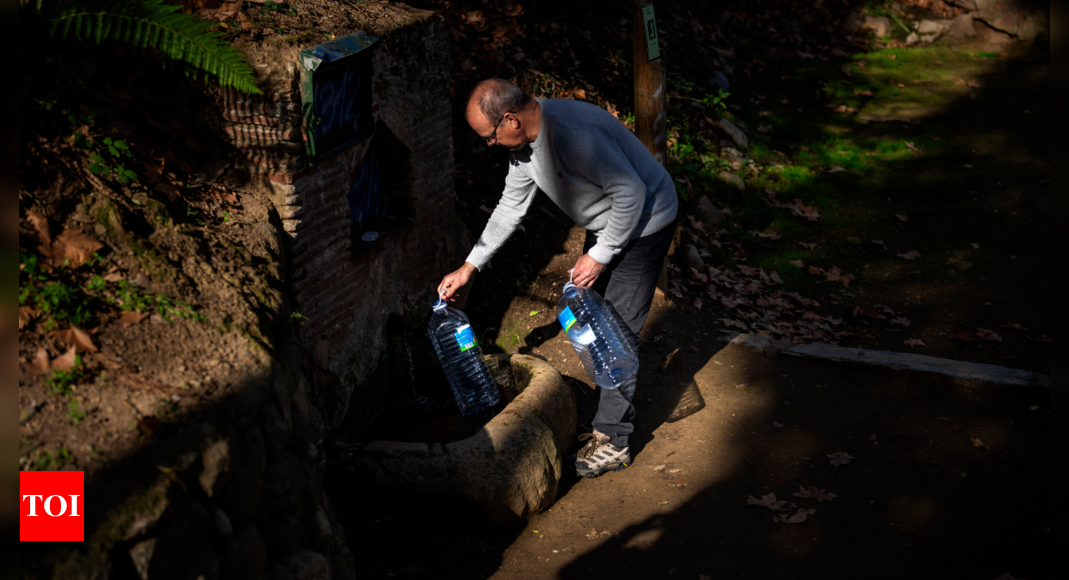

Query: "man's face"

xmin=467 ymin=102 xmax=525 ymax=151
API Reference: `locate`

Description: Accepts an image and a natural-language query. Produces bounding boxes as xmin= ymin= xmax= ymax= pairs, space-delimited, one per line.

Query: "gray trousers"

xmin=584 ymin=222 xmax=676 ymax=448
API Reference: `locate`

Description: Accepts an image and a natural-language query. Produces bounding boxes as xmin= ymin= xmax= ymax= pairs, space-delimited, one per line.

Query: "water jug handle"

xmin=433 ymin=289 xmax=447 ymax=310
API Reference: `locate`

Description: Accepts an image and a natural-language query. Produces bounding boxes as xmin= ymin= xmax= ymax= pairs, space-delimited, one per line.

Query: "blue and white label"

xmin=558 ymin=306 xmax=578 ymax=332
xmin=454 ymin=324 xmax=476 ymax=352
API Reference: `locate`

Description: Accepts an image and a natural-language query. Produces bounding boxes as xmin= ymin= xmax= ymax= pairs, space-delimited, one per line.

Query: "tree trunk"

xmin=633 ymin=0 xmax=667 ymax=167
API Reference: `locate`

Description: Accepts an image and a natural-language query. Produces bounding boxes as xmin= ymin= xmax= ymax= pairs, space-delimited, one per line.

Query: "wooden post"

xmin=634 ymin=1 xmax=675 ymax=295
xmin=633 ymin=0 xmax=667 ymax=167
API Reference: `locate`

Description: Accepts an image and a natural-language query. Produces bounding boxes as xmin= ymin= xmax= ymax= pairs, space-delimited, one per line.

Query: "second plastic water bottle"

xmin=428 ymin=295 xmax=500 ymax=415
xmin=556 ymin=277 xmax=638 ymax=389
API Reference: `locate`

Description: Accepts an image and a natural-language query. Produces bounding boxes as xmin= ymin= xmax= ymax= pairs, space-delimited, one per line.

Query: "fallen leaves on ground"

xmin=904 ymin=339 xmax=927 ymax=348
xmin=998 ymin=322 xmax=1028 ymax=331
xmin=897 ymin=250 xmax=921 ymax=260
xmin=976 ymin=328 xmax=1002 ymax=342
xmin=889 ymin=317 xmax=911 ymax=327
xmin=768 ymin=198 xmax=820 ymax=221
xmin=19 ymin=307 xmax=35 ymax=330
xmin=853 ymin=305 xmax=887 ymax=320
xmin=120 ymin=311 xmax=150 ymax=327
xmin=50 ymin=347 xmax=78 ymax=371
xmin=827 ymin=451 xmax=855 ymax=466
xmin=953 ymin=327 xmax=973 ymax=342
xmin=826 ymin=166 xmax=845 ymax=173
xmin=28 ymin=347 xmax=51 ymax=374
xmin=43 ymin=228 xmax=105 ymax=269
xmin=971 ymin=437 xmax=988 ymax=449
xmin=896 ymin=213 xmax=909 ymax=222
xmin=790 ymin=260 xmax=805 ymax=268
xmin=47 ymin=326 xmax=98 ymax=353
xmin=774 ymin=508 xmax=816 ymax=524
xmin=793 ymin=486 xmax=838 ymax=502
xmin=747 ymin=493 xmax=788 ymax=511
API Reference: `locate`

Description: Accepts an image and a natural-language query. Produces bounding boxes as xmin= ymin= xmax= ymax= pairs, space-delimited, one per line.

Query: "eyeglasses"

xmin=485 ymin=113 xmax=513 ymax=145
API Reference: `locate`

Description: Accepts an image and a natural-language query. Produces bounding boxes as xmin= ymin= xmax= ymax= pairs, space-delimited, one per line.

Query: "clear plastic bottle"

xmin=428 ymin=295 xmax=500 ymax=415
xmin=556 ymin=276 xmax=638 ymax=389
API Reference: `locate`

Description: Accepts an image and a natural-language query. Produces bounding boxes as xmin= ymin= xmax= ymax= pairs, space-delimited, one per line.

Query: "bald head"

xmin=467 ymin=78 xmax=533 ymax=125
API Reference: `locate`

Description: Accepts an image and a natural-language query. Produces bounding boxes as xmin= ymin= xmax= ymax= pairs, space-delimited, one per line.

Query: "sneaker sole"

xmin=577 ymin=460 xmax=630 ymax=478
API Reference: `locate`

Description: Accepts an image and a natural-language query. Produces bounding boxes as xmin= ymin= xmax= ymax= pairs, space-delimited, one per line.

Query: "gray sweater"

xmin=465 ymin=99 xmax=678 ymax=269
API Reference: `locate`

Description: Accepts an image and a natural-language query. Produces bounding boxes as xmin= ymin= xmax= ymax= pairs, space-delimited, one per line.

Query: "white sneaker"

xmin=575 ymin=430 xmax=630 ymax=478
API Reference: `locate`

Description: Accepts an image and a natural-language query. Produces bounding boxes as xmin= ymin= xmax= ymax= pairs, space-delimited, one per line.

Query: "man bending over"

xmin=438 ymin=78 xmax=678 ymax=478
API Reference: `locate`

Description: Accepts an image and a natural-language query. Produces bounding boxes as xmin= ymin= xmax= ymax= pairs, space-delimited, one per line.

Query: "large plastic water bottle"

xmin=556 ymin=274 xmax=638 ymax=389
xmin=428 ymin=294 xmax=501 ymax=415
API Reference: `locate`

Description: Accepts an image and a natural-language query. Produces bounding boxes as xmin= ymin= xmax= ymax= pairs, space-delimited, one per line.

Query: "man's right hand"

xmin=437 ymin=263 xmax=477 ymax=301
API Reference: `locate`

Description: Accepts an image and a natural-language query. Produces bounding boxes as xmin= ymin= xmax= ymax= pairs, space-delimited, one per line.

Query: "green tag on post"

xmin=642 ymin=2 xmax=661 ymax=62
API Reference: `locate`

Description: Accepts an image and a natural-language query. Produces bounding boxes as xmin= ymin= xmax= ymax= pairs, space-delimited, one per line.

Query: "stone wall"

xmin=227 ymin=8 xmax=469 ymax=431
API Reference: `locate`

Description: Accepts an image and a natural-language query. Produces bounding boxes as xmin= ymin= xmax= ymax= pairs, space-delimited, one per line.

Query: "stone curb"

xmin=727 ymin=333 xmax=1049 ymax=387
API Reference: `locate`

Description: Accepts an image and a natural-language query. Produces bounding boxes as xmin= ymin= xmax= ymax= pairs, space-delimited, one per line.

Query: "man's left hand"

xmin=572 ymin=254 xmax=606 ymax=288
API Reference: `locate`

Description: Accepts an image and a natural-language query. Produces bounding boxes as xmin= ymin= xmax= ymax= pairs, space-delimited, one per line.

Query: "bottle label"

xmin=454 ymin=324 xmax=477 ymax=352
xmin=557 ymin=306 xmax=577 ymax=332
xmin=572 ymin=325 xmax=597 ymax=346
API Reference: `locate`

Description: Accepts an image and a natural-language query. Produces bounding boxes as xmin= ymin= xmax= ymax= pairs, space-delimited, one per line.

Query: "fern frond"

xmin=51 ymin=0 xmax=261 ymax=94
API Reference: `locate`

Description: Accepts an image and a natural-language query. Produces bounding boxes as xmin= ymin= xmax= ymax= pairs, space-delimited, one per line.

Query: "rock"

xmin=262 ymin=514 xmax=303 ymax=559
xmin=915 ymin=19 xmax=952 ymax=35
xmin=199 ymin=438 xmax=230 ymax=498
xmin=261 ymin=452 xmax=312 ymax=518
xmin=709 ymin=70 xmax=730 ymax=91
xmin=681 ymin=244 xmax=706 ymax=272
xmin=721 ymin=146 xmax=745 ymax=170
xmin=946 ymin=13 xmax=978 ymax=41
xmin=313 ymin=505 xmax=333 ymax=539
xmin=327 ymin=542 xmax=356 ymax=580
xmin=717 ymin=118 xmax=748 ymax=149
xmin=947 ymin=0 xmax=978 ymax=10
xmin=266 ymin=551 xmax=330 ymax=580
xmin=127 ymin=500 xmax=211 ymax=580
xmin=717 ymin=171 xmax=746 ymax=192
xmin=218 ymin=525 xmax=267 ymax=580
xmin=861 ymin=15 xmax=892 ymax=38
xmin=216 ymin=426 xmax=264 ymax=525
xmin=697 ymin=197 xmax=723 ymax=227
xmin=209 ymin=505 xmax=232 ymax=539
xmin=973 ymin=0 xmax=1049 ymax=39
xmin=904 ymin=31 xmax=921 ymax=45
xmin=352 ymin=355 xmax=575 ymax=522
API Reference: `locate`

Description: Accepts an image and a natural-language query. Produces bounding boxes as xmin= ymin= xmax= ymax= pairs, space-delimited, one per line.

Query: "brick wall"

xmin=223 ymin=10 xmax=469 ymax=429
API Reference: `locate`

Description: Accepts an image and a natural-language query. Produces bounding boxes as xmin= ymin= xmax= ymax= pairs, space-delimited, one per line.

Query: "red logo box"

xmin=20 ymin=471 xmax=84 ymax=542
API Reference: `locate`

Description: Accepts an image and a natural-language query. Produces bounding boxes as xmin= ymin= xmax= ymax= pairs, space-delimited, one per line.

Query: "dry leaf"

xmin=827 ymin=451 xmax=855 ymax=466
xmin=771 ymin=271 xmax=784 ymax=285
xmin=998 ymin=322 xmax=1028 ymax=331
xmin=826 ymin=166 xmax=845 ymax=173
xmin=693 ymin=298 xmax=703 ymax=310
xmin=970 ymin=243 xmax=979 ymax=249
xmin=904 ymin=142 xmax=918 ymax=152
xmin=798 ymin=242 xmax=817 ymax=251
xmin=46 ymin=229 xmax=105 ymax=268
xmin=19 ymin=306 xmax=36 ymax=330
xmin=747 ymin=493 xmax=787 ymax=511
xmin=976 ymin=328 xmax=1002 ymax=342
xmin=896 ymin=213 xmax=909 ymax=222
xmin=807 ymin=266 xmax=824 ymax=276
xmin=26 ymin=210 xmax=52 ymax=243
xmin=853 ymin=306 xmax=886 ymax=320
xmin=952 ymin=328 xmax=973 ymax=342
xmin=48 ymin=326 xmax=98 ymax=353
xmin=790 ymin=260 xmax=805 ymax=268
xmin=478 ymin=205 xmax=495 ymax=214
xmin=802 ymin=310 xmax=822 ymax=320
xmin=120 ymin=311 xmax=150 ymax=327
xmin=29 ymin=347 xmax=51 ymax=374
xmin=970 ymin=437 xmax=987 ymax=449
xmin=103 ymin=271 xmax=124 ymax=283
xmin=774 ymin=508 xmax=816 ymax=524
xmin=51 ymin=347 xmax=78 ymax=371
xmin=889 ymin=317 xmax=911 ymax=327
xmin=792 ymin=486 xmax=838 ymax=502
xmin=903 ymin=339 xmax=926 ymax=348
xmin=897 ymin=250 xmax=921 ymax=260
